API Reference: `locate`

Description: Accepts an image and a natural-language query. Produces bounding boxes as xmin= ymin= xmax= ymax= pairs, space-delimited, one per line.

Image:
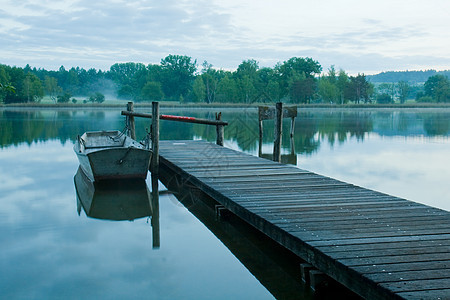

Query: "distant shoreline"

xmin=2 ymin=102 xmax=450 ymax=110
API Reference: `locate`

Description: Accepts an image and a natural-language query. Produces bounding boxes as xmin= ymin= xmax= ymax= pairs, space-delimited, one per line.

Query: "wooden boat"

xmin=74 ymin=167 xmax=152 ymax=221
xmin=74 ymin=130 xmax=152 ymax=182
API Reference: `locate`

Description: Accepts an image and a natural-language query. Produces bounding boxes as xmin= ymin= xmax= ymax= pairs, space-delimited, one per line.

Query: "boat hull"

xmin=76 ymin=147 xmax=151 ymax=181
xmin=74 ymin=131 xmax=152 ymax=182
xmin=74 ymin=167 xmax=152 ymax=221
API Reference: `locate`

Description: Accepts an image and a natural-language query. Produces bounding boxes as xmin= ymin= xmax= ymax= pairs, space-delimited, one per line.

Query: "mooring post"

xmin=216 ymin=112 xmax=224 ymax=146
xmin=258 ymin=108 xmax=263 ymax=157
xmin=151 ymin=173 xmax=160 ymax=249
xmin=151 ymin=101 xmax=160 ymax=175
xmin=273 ymin=102 xmax=283 ymax=162
xmin=126 ymin=102 xmax=136 ymax=140
xmin=290 ymin=116 xmax=295 ymax=138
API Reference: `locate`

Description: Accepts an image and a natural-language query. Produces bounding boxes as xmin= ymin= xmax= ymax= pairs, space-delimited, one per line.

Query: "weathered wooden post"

xmin=126 ymin=102 xmax=136 ymax=139
xmin=215 ymin=112 xmax=224 ymax=146
xmin=150 ymin=101 xmax=160 ymax=248
xmin=290 ymin=116 xmax=295 ymax=138
xmin=273 ymin=102 xmax=283 ymax=162
xmin=151 ymin=101 xmax=159 ymax=175
xmin=258 ymin=107 xmax=263 ymax=157
xmin=151 ymin=173 xmax=160 ymax=249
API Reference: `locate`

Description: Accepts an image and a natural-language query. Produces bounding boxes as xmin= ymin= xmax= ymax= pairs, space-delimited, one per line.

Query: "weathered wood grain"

xmin=158 ymin=140 xmax=450 ymax=300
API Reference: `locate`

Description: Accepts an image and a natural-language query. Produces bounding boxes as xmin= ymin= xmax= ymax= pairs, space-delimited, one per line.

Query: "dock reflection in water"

xmin=74 ymin=167 xmax=160 ymax=248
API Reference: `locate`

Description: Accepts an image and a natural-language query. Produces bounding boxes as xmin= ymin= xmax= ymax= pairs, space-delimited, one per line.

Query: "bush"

xmin=416 ymin=96 xmax=434 ymax=103
xmin=57 ymin=92 xmax=71 ymax=103
xmin=376 ymin=93 xmax=393 ymax=104
xmin=88 ymin=92 xmax=105 ymax=103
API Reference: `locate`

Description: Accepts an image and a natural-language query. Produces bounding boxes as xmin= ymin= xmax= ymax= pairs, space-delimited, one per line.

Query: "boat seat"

xmin=83 ymin=135 xmax=126 ymax=149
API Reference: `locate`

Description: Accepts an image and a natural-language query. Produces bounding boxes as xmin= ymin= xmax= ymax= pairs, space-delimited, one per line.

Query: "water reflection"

xmin=163 ymin=176 xmax=361 ymax=299
xmin=1 ymin=108 xmax=449 ymax=152
xmin=74 ymin=167 xmax=160 ymax=248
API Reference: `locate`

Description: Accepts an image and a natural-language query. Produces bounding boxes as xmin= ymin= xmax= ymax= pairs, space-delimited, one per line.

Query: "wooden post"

xmin=258 ymin=118 xmax=263 ymax=157
xmin=151 ymin=101 xmax=159 ymax=175
xmin=290 ymin=116 xmax=295 ymax=138
xmin=273 ymin=102 xmax=283 ymax=162
xmin=215 ymin=112 xmax=224 ymax=146
xmin=151 ymin=173 xmax=160 ymax=249
xmin=126 ymin=102 xmax=136 ymax=140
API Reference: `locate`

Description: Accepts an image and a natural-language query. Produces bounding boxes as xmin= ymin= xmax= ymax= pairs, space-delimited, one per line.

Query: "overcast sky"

xmin=1 ymin=0 xmax=449 ymax=74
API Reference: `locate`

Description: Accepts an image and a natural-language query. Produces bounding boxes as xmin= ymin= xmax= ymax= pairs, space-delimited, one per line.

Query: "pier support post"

xmin=216 ymin=112 xmax=224 ymax=146
xmin=300 ymin=263 xmax=314 ymax=283
xmin=273 ymin=102 xmax=283 ymax=162
xmin=290 ymin=116 xmax=295 ymax=138
xmin=309 ymin=270 xmax=328 ymax=292
xmin=126 ymin=102 xmax=136 ymax=140
xmin=151 ymin=101 xmax=159 ymax=175
xmin=150 ymin=101 xmax=160 ymax=248
xmin=151 ymin=173 xmax=160 ymax=249
xmin=258 ymin=117 xmax=263 ymax=157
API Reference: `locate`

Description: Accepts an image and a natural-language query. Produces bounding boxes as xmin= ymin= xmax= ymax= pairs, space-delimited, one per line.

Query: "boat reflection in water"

xmin=74 ymin=167 xmax=160 ymax=248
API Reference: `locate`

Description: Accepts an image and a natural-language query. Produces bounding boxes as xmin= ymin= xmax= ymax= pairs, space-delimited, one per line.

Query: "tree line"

xmin=1 ymin=54 xmax=449 ymax=104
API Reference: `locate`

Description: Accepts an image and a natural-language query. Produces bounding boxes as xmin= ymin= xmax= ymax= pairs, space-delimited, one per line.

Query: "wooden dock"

xmin=157 ymin=140 xmax=450 ymax=299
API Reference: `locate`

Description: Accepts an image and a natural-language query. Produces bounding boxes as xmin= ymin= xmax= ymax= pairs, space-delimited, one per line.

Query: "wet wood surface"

xmin=158 ymin=140 xmax=450 ymax=300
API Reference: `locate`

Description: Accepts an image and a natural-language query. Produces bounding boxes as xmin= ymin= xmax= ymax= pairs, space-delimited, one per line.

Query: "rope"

xmin=77 ymin=135 xmax=85 ymax=152
xmin=108 ymin=124 xmax=129 ymax=141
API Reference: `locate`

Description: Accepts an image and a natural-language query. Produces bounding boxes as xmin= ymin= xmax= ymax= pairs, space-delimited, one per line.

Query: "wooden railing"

xmin=121 ymin=101 xmax=228 ymax=174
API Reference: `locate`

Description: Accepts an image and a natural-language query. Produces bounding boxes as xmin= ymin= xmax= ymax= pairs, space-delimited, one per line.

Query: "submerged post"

xmin=216 ymin=112 xmax=224 ymax=146
xmin=273 ymin=102 xmax=283 ymax=162
xmin=126 ymin=102 xmax=136 ymax=140
xmin=151 ymin=101 xmax=160 ymax=175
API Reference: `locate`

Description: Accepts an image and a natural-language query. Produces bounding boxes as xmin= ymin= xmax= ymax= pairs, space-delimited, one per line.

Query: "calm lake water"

xmin=1 ymin=106 xmax=449 ymax=299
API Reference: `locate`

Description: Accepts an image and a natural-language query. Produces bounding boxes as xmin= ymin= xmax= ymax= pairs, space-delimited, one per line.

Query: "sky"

xmin=1 ymin=0 xmax=449 ymax=74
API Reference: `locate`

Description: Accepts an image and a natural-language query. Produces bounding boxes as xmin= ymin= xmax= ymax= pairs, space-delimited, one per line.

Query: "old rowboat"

xmin=74 ymin=130 xmax=152 ymax=182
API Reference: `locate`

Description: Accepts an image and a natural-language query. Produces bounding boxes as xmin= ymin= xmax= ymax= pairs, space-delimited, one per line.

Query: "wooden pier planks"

xmin=158 ymin=140 xmax=450 ymax=300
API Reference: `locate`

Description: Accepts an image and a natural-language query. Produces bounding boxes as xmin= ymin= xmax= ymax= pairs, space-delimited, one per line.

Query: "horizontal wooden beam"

xmin=121 ymin=111 xmax=228 ymax=126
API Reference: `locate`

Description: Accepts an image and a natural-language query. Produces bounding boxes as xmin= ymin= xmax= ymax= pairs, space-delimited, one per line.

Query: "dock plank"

xmin=158 ymin=140 xmax=450 ymax=300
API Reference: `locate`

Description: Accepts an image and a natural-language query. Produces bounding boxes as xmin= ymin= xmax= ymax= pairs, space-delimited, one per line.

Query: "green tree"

xmin=289 ymin=72 xmax=316 ymax=103
xmin=67 ymin=68 xmax=80 ymax=94
xmin=108 ymin=62 xmax=146 ymax=99
xmin=192 ymin=76 xmax=206 ymax=102
xmin=275 ymin=57 xmax=322 ymax=98
xmin=337 ymin=69 xmax=349 ymax=104
xmin=424 ymin=75 xmax=450 ymax=103
xmin=3 ymin=67 xmax=25 ymax=103
xmin=346 ymin=74 xmax=372 ymax=104
xmin=318 ymin=78 xmax=338 ymax=103
xmin=397 ymin=81 xmax=410 ymax=103
xmin=318 ymin=66 xmax=339 ymax=103
xmin=57 ymin=92 xmax=72 ymax=103
xmin=376 ymin=93 xmax=393 ymax=104
xmin=256 ymin=67 xmax=280 ymax=102
xmin=377 ymin=83 xmax=396 ymax=101
xmin=216 ymin=74 xmax=238 ymax=103
xmin=160 ymin=54 xmax=197 ymax=99
xmin=44 ymin=76 xmax=62 ymax=103
xmin=0 ymin=65 xmax=14 ymax=103
xmin=89 ymin=92 xmax=105 ymax=103
xmin=200 ymin=62 xmax=222 ymax=103
xmin=22 ymin=73 xmax=44 ymax=102
xmin=235 ymin=59 xmax=259 ymax=81
xmin=140 ymin=81 xmax=163 ymax=101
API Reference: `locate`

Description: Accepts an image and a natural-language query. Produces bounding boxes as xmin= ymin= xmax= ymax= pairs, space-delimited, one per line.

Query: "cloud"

xmin=0 ymin=0 xmax=449 ymax=73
